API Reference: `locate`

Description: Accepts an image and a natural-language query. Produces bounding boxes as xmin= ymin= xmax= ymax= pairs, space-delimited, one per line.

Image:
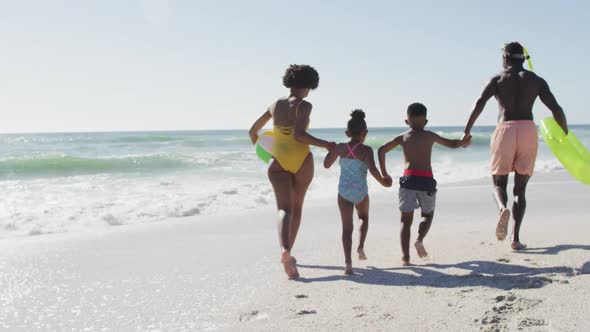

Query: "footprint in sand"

xmin=294 ymin=294 xmax=308 ymax=299
xmin=518 ymin=317 xmax=547 ymax=329
xmin=476 ymin=294 xmax=543 ymax=331
xmin=497 ymin=257 xmax=510 ymax=263
xmin=353 ymin=306 xmax=367 ymax=318
xmin=239 ymin=310 xmax=268 ymax=322
xmin=296 ymin=310 xmax=317 ymax=316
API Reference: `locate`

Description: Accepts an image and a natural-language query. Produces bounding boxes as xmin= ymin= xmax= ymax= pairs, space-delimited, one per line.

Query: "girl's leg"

xmin=338 ymin=194 xmax=355 ymax=275
xmin=291 ymin=153 xmax=314 ymax=250
xmin=355 ymin=195 xmax=369 ymax=260
xmin=268 ymin=160 xmax=297 ymax=278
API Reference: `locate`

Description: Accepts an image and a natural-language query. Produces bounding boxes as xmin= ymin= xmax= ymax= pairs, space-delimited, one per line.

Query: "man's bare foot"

xmin=357 ymin=248 xmax=367 ymax=261
xmin=496 ymin=208 xmax=511 ymax=241
xmin=511 ymin=241 xmax=527 ymax=251
xmin=344 ymin=263 xmax=353 ymax=275
xmin=281 ymin=251 xmax=299 ymax=279
xmin=415 ymin=240 xmax=429 ymax=259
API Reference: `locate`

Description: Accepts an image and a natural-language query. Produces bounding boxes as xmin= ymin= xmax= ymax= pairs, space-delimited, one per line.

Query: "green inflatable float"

xmin=540 ymin=117 xmax=590 ymax=185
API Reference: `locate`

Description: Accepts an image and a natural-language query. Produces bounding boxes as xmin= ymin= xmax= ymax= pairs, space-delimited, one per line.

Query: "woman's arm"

xmin=294 ymin=102 xmax=335 ymax=150
xmin=248 ymin=110 xmax=272 ymax=145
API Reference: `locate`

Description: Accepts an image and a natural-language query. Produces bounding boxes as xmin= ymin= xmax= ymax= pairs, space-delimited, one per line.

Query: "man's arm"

xmin=538 ymin=78 xmax=568 ymax=134
xmin=464 ymin=76 xmax=498 ymax=136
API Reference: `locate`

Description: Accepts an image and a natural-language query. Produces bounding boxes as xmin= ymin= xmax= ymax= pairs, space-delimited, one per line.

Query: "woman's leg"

xmin=268 ymin=160 xmax=297 ymax=278
xmin=291 ymin=153 xmax=314 ymax=250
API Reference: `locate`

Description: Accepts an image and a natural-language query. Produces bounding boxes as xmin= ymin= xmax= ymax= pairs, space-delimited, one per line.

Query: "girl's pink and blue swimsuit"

xmin=338 ymin=143 xmax=368 ymax=204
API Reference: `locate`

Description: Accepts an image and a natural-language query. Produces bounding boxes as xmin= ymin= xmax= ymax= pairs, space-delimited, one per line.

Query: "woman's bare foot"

xmin=496 ymin=208 xmax=511 ymax=241
xmin=414 ymin=240 xmax=429 ymax=259
xmin=281 ymin=251 xmax=299 ymax=279
xmin=511 ymin=241 xmax=527 ymax=251
xmin=357 ymin=248 xmax=367 ymax=261
xmin=344 ymin=263 xmax=353 ymax=275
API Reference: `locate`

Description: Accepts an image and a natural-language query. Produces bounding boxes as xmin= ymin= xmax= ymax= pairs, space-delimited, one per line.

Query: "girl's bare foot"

xmin=357 ymin=248 xmax=367 ymax=260
xmin=414 ymin=240 xmax=429 ymax=259
xmin=496 ymin=208 xmax=511 ymax=241
xmin=511 ymin=241 xmax=527 ymax=251
xmin=344 ymin=263 xmax=353 ymax=275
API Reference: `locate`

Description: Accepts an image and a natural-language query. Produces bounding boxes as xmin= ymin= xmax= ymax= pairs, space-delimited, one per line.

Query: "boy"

xmin=378 ymin=103 xmax=471 ymax=266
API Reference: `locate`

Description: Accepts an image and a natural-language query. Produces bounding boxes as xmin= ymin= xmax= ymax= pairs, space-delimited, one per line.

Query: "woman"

xmin=249 ymin=65 xmax=334 ymax=279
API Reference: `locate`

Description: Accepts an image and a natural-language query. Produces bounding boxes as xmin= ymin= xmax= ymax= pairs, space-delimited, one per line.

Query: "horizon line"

xmin=1 ymin=123 xmax=589 ymax=135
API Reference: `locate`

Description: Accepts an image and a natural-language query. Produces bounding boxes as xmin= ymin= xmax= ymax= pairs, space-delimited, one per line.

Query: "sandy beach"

xmin=1 ymin=171 xmax=589 ymax=331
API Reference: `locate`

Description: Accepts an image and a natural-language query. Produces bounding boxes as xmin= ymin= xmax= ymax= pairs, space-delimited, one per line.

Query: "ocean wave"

xmin=0 ymin=154 xmax=192 ymax=178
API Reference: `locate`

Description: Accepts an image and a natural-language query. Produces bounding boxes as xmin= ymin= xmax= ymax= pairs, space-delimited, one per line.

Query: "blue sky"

xmin=0 ymin=0 xmax=588 ymax=133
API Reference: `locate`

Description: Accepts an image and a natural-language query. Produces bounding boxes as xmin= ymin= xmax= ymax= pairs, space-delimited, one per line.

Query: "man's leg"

xmin=493 ymin=175 xmax=511 ymax=240
xmin=511 ymin=173 xmax=530 ymax=250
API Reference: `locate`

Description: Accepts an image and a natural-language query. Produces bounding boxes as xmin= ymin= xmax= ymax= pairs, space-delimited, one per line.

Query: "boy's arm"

xmin=365 ymin=148 xmax=391 ymax=187
xmin=431 ymin=132 xmax=471 ymax=149
xmin=378 ymin=136 xmax=402 ymax=177
xmin=294 ymin=102 xmax=336 ymax=150
xmin=248 ymin=110 xmax=272 ymax=144
xmin=463 ymin=76 xmax=498 ymax=137
xmin=323 ymin=145 xmax=339 ymax=169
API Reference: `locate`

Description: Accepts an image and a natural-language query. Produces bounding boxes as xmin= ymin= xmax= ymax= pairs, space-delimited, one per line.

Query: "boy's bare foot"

xmin=496 ymin=208 xmax=511 ymax=241
xmin=401 ymin=259 xmax=411 ymax=266
xmin=344 ymin=263 xmax=353 ymax=275
xmin=415 ymin=240 xmax=429 ymax=259
xmin=511 ymin=241 xmax=527 ymax=251
xmin=357 ymin=248 xmax=367 ymax=261
xmin=281 ymin=251 xmax=299 ymax=279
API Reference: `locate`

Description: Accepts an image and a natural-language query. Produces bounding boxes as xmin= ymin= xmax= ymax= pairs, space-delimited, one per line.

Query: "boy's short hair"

xmin=407 ymin=103 xmax=427 ymax=118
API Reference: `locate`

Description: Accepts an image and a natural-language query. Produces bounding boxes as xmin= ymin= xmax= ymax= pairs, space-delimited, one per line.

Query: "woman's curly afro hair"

xmin=282 ymin=64 xmax=319 ymax=90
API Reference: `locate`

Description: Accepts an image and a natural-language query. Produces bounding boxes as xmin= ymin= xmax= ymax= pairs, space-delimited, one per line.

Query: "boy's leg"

xmin=415 ymin=210 xmax=434 ymax=258
xmin=511 ymin=173 xmax=530 ymax=250
xmin=400 ymin=211 xmax=414 ymax=266
xmin=493 ymin=174 xmax=511 ymax=240
xmin=338 ymin=195 xmax=355 ymax=274
xmin=355 ymin=195 xmax=369 ymax=260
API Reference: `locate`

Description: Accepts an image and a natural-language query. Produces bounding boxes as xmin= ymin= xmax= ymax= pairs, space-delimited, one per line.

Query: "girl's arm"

xmin=377 ymin=136 xmax=402 ymax=178
xmin=431 ymin=132 xmax=471 ymax=149
xmin=248 ymin=110 xmax=272 ymax=145
xmin=365 ymin=147 xmax=391 ymax=187
xmin=294 ymin=102 xmax=335 ymax=150
xmin=323 ymin=145 xmax=339 ymax=169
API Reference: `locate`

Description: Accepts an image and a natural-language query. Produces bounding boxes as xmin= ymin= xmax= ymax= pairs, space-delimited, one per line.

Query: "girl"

xmin=249 ymin=64 xmax=335 ymax=279
xmin=324 ymin=110 xmax=391 ymax=275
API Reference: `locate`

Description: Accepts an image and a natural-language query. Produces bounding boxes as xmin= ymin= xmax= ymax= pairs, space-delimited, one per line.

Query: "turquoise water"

xmin=0 ymin=125 xmax=588 ymax=238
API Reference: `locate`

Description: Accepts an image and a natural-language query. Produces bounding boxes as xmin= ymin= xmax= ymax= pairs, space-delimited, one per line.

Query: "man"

xmin=463 ymin=42 xmax=568 ymax=250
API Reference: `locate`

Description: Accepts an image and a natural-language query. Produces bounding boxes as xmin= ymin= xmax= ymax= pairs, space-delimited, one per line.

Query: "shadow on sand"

xmin=511 ymin=244 xmax=590 ymax=256
xmin=297 ymin=254 xmax=588 ymax=290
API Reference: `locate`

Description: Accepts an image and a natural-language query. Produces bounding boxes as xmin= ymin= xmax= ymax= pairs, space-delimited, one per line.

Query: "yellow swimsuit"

xmin=271 ymin=101 xmax=310 ymax=174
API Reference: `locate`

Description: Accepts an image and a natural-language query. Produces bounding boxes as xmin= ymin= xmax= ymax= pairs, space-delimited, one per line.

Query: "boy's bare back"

xmin=397 ymin=130 xmax=437 ymax=172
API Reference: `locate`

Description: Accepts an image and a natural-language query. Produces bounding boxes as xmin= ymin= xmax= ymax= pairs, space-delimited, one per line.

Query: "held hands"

xmin=325 ymin=141 xmax=337 ymax=151
xmin=460 ymin=133 xmax=472 ymax=148
xmin=382 ymin=174 xmax=393 ymax=188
